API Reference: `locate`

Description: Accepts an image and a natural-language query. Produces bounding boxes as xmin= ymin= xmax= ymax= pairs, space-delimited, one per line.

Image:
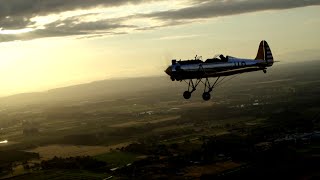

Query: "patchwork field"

xmin=109 ymin=115 xmax=181 ymax=127
xmin=26 ymin=142 xmax=132 ymax=160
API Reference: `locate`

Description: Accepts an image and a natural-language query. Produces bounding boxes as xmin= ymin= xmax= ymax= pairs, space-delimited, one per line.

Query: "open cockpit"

xmin=205 ymin=54 xmax=228 ymax=63
xmin=173 ymin=54 xmax=228 ymax=65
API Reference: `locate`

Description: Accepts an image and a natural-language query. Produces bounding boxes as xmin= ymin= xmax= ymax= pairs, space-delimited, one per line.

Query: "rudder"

xmin=255 ymin=40 xmax=274 ymax=66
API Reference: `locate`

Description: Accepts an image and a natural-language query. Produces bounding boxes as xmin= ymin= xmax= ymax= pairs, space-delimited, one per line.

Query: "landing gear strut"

xmin=182 ymin=79 xmax=202 ymax=100
xmin=201 ymin=77 xmax=221 ymax=101
xmin=183 ymin=77 xmax=223 ymax=101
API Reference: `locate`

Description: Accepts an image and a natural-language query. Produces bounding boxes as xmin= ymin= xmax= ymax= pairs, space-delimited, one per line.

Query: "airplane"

xmin=164 ymin=40 xmax=274 ymax=101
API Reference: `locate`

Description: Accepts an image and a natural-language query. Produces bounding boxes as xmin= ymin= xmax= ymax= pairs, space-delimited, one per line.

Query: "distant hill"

xmin=0 ymin=60 xmax=319 ymax=107
xmin=0 ymin=76 xmax=176 ymax=107
xmin=277 ymin=49 xmax=320 ymax=63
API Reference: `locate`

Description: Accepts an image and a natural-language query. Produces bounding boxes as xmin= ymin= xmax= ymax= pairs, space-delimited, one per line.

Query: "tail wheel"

xmin=183 ymin=91 xmax=192 ymax=99
xmin=202 ymin=92 xmax=211 ymax=101
xmin=263 ymin=69 xmax=267 ymax=74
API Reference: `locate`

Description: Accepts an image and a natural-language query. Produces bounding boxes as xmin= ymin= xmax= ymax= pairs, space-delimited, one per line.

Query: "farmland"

xmin=0 ymin=61 xmax=320 ymax=179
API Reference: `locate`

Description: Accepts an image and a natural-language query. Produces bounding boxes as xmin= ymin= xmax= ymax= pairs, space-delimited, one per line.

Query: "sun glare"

xmin=0 ymin=140 xmax=8 ymax=144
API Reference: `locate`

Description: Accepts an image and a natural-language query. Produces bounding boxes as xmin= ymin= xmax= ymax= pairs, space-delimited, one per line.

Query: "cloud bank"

xmin=0 ymin=0 xmax=319 ymax=42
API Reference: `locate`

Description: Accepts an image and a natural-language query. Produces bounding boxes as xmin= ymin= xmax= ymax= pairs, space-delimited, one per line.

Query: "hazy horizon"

xmin=0 ymin=1 xmax=319 ymax=96
xmin=0 ymin=59 xmax=318 ymax=103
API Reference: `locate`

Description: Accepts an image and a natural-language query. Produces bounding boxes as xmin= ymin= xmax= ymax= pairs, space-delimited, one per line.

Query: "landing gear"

xmin=201 ymin=77 xmax=221 ymax=101
xmin=182 ymin=79 xmax=202 ymax=99
xmin=183 ymin=77 xmax=224 ymax=101
xmin=202 ymin=92 xmax=211 ymax=101
xmin=183 ymin=91 xmax=192 ymax=99
xmin=263 ymin=69 xmax=267 ymax=74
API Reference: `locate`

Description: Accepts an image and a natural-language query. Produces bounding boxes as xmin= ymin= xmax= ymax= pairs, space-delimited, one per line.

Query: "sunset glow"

xmin=0 ymin=0 xmax=319 ymax=96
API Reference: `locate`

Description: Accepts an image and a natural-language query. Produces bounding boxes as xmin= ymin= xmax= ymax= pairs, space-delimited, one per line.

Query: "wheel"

xmin=183 ymin=91 xmax=192 ymax=99
xmin=202 ymin=92 xmax=211 ymax=101
xmin=263 ymin=69 xmax=267 ymax=74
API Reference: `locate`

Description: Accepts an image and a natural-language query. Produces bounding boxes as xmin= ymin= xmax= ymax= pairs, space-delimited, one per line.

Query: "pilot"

xmin=219 ymin=54 xmax=227 ymax=62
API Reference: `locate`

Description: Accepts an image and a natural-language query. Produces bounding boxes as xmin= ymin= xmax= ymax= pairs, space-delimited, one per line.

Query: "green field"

xmin=95 ymin=151 xmax=139 ymax=167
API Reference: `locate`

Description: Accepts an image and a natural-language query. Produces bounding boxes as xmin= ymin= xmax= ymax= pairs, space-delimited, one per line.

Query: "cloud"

xmin=0 ymin=0 xmax=319 ymax=42
xmin=0 ymin=17 xmax=134 ymax=43
xmin=0 ymin=0 xmax=157 ymax=19
xmin=0 ymin=16 xmax=33 ymax=29
xmin=0 ymin=0 xmax=159 ymax=30
xmin=144 ymin=0 xmax=320 ymax=21
xmin=43 ymin=15 xmax=136 ymax=34
xmin=156 ymin=34 xmax=202 ymax=40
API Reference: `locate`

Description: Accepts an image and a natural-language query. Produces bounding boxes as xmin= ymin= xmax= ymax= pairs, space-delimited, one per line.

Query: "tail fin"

xmin=255 ymin=40 xmax=274 ymax=66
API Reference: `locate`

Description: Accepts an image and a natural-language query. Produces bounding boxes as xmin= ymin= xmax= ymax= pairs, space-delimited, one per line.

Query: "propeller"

xmin=164 ymin=51 xmax=173 ymax=65
xmin=161 ymin=51 xmax=173 ymax=70
xmin=161 ymin=51 xmax=175 ymax=79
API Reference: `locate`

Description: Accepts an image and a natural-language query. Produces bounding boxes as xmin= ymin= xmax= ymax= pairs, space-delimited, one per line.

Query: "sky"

xmin=0 ymin=0 xmax=319 ymax=96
